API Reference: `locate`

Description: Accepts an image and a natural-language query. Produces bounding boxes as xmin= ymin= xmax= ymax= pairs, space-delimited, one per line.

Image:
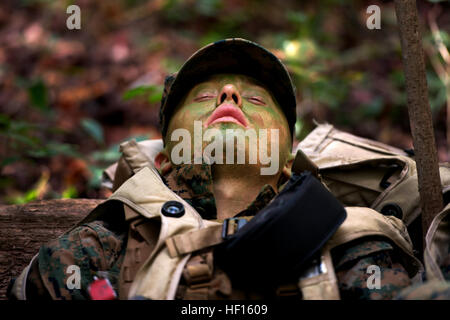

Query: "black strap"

xmin=214 ymin=171 xmax=347 ymax=289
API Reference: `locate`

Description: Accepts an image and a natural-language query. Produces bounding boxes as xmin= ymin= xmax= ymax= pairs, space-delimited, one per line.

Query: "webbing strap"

xmin=166 ymin=225 xmax=223 ymax=258
xmin=119 ymin=205 xmax=158 ymax=299
xmin=182 ymin=252 xmax=214 ymax=300
xmin=165 ymin=217 xmax=251 ymax=258
xmin=298 ymin=249 xmax=340 ymax=300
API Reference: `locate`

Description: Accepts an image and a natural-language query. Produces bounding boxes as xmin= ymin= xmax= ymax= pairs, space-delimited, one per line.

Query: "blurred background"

xmin=0 ymin=0 xmax=449 ymax=205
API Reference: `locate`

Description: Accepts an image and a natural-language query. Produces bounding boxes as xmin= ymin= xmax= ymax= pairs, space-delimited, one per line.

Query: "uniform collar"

xmin=161 ymin=163 xmax=277 ymax=220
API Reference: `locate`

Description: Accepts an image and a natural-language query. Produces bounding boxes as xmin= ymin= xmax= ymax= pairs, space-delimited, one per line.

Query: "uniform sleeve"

xmin=332 ymin=238 xmax=413 ymax=300
xmin=394 ymin=280 xmax=450 ymax=299
xmin=23 ymin=221 xmax=125 ymax=300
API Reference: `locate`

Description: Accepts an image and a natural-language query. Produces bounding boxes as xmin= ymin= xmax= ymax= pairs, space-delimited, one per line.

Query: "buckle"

xmin=298 ymin=257 xmax=327 ymax=280
xmin=222 ymin=217 xmax=248 ymax=240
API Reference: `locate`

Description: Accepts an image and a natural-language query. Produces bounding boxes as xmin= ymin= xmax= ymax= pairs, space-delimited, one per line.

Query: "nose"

xmin=217 ymin=84 xmax=242 ymax=108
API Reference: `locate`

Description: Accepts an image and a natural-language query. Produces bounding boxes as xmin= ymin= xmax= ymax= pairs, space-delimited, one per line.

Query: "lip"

xmin=205 ymin=104 xmax=248 ymax=128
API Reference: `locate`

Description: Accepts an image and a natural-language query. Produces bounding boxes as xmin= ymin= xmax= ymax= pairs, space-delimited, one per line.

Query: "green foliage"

xmin=294 ymin=119 xmax=305 ymax=141
xmin=427 ymin=71 xmax=448 ymax=112
xmin=28 ymin=79 xmax=50 ymax=113
xmin=81 ymin=118 xmax=105 ymax=145
xmin=28 ymin=142 xmax=80 ymax=158
xmin=195 ymin=0 xmax=222 ymax=17
xmin=162 ymin=57 xmax=183 ymax=75
xmin=62 ymin=185 xmax=78 ymax=199
xmin=90 ymin=147 xmax=122 ymax=163
xmin=163 ymin=0 xmax=223 ymax=22
xmin=86 ymin=134 xmax=150 ymax=189
xmin=0 ymin=114 xmax=80 ymax=165
xmin=123 ymin=85 xmax=153 ymax=100
xmin=7 ymin=170 xmax=50 ymax=204
xmin=10 ymin=188 xmax=39 ymax=205
xmin=286 ymin=11 xmax=308 ymax=26
xmin=123 ymin=85 xmax=164 ymax=104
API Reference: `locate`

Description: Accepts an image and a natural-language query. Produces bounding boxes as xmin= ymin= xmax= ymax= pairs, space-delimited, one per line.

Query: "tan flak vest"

xmin=424 ymin=202 xmax=450 ymax=282
xmin=295 ymin=124 xmax=450 ymax=290
xmin=93 ymin=123 xmax=430 ymax=300
xmin=295 ymin=123 xmax=450 ymax=227
xmin=14 ymin=123 xmax=447 ymax=300
xmin=95 ymin=163 xmax=422 ymax=300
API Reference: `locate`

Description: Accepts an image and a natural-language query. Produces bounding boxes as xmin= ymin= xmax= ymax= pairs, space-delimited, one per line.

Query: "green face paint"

xmin=165 ymin=73 xmax=292 ymax=173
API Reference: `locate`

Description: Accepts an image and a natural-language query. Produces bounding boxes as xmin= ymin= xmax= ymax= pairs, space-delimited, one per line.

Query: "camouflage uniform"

xmin=18 ymin=163 xmax=416 ymax=300
xmin=9 ymin=38 xmax=445 ymax=300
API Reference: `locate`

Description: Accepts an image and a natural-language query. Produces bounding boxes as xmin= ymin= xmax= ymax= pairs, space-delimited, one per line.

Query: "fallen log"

xmin=0 ymin=199 xmax=103 ymax=300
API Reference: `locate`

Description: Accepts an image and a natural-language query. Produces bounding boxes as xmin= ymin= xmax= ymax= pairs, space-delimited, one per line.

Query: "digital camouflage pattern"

xmin=395 ymin=281 xmax=450 ymax=300
xmin=163 ymin=163 xmax=277 ymax=220
xmin=24 ymin=220 xmax=126 ymax=300
xmin=21 ymin=224 xmax=414 ymax=300
xmin=10 ymin=37 xmax=449 ymax=300
xmin=14 ymin=164 xmax=418 ymax=300
xmin=163 ymin=163 xmax=217 ymax=220
xmin=394 ymin=246 xmax=450 ymax=300
xmin=332 ymin=239 xmax=412 ymax=300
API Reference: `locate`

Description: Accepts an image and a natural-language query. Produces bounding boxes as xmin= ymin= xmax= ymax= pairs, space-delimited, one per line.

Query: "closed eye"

xmin=245 ymin=96 xmax=266 ymax=106
xmin=194 ymin=94 xmax=216 ymax=102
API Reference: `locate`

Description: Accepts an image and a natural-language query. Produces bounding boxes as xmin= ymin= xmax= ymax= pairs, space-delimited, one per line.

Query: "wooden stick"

xmin=394 ymin=0 xmax=443 ymax=246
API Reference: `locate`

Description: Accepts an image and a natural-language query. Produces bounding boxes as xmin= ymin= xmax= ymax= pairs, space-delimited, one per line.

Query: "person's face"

xmin=163 ymin=73 xmax=292 ymax=173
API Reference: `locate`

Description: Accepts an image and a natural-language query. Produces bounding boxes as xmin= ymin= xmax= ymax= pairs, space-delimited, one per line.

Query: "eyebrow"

xmin=191 ymin=83 xmax=218 ymax=96
xmin=242 ymin=87 xmax=268 ymax=96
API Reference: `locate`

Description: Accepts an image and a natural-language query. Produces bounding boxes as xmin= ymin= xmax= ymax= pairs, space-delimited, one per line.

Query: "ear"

xmin=155 ymin=151 xmax=172 ymax=175
xmin=277 ymin=152 xmax=294 ymax=188
xmin=281 ymin=152 xmax=294 ymax=178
